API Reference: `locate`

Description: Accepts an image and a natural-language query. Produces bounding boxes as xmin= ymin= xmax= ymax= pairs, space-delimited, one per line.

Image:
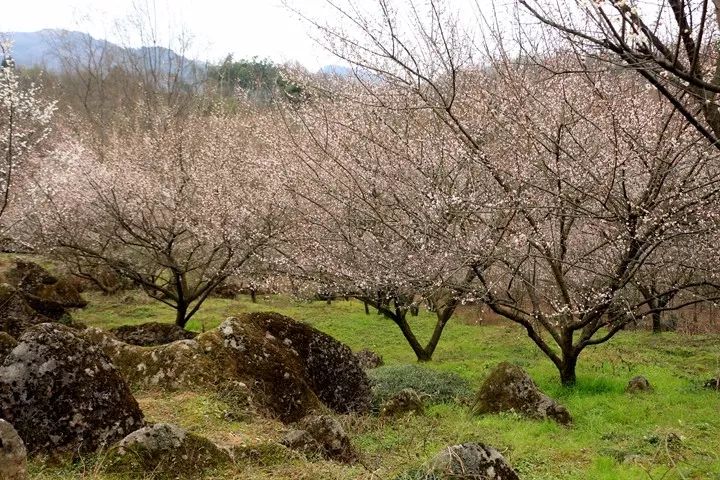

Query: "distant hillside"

xmin=1 ymin=29 xmax=203 ymax=81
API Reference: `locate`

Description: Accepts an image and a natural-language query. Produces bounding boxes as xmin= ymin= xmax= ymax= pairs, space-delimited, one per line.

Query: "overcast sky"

xmin=1 ymin=0 xmax=344 ymax=69
xmin=2 ymin=0 xmax=507 ymax=70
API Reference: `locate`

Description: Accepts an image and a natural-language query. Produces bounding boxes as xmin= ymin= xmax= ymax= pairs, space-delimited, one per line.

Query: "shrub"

xmin=368 ymin=364 xmax=471 ymax=407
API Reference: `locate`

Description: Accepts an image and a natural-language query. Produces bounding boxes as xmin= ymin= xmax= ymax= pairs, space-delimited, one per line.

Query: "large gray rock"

xmin=0 ymin=324 xmax=144 ymax=453
xmin=430 ymin=443 xmax=520 ymax=479
xmin=471 ymin=362 xmax=572 ymax=425
xmin=0 ymin=419 xmax=27 ymax=480
xmin=105 ymin=423 xmax=231 ymax=478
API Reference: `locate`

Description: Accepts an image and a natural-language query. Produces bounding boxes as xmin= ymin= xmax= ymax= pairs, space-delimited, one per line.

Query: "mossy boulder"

xmin=83 ymin=316 xmax=324 ymax=423
xmin=110 ymin=322 xmax=197 ymax=346
xmin=0 ymin=324 xmax=144 ymax=454
xmin=471 ymin=362 xmax=572 ymax=426
xmin=244 ymin=312 xmax=372 ymax=414
xmin=105 ymin=423 xmax=231 ymax=479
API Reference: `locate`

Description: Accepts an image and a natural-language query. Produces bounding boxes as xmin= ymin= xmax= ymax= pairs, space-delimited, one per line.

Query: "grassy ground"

xmin=28 ymin=291 xmax=720 ymax=479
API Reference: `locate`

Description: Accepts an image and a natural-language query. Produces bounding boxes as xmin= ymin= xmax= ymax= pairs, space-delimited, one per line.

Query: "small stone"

xmin=354 ymin=348 xmax=384 ymax=369
xmin=282 ymin=415 xmax=357 ymax=463
xmin=626 ymin=376 xmax=653 ymax=393
xmin=430 ymin=442 xmax=520 ymax=479
xmin=380 ymin=388 xmax=425 ymax=417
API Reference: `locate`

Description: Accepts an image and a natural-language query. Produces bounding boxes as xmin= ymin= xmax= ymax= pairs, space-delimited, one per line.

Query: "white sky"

xmin=1 ymin=0 xmax=504 ymax=70
xmin=0 ymin=0 xmax=342 ymax=69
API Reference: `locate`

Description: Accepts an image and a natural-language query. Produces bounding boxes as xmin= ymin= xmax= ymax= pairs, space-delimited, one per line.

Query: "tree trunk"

xmin=652 ymin=311 xmax=663 ymax=334
xmin=250 ymin=289 xmax=257 ymax=303
xmin=392 ymin=312 xmax=433 ymax=361
xmin=364 ymin=301 xmax=370 ymax=315
xmin=559 ymin=354 xmax=578 ymax=387
xmin=175 ymin=302 xmax=189 ymax=328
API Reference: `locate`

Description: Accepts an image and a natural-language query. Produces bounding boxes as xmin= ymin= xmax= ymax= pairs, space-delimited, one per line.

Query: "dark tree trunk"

xmin=652 ymin=311 xmax=663 ymax=334
xmin=393 ymin=312 xmax=433 ymax=361
xmin=250 ymin=289 xmax=257 ymax=303
xmin=364 ymin=301 xmax=370 ymax=315
xmin=559 ymin=353 xmax=578 ymax=387
xmin=175 ymin=302 xmax=189 ymax=328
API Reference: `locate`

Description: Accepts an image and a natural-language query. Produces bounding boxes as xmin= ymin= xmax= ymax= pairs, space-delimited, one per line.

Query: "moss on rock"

xmin=105 ymin=423 xmax=231 ymax=479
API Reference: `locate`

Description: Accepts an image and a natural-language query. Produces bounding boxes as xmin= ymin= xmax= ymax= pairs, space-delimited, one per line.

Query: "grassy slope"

xmin=29 ymin=292 xmax=720 ymax=479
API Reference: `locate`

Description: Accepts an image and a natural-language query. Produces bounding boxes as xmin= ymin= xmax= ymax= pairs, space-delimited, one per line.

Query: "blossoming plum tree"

xmin=28 ymin=111 xmax=289 ymax=327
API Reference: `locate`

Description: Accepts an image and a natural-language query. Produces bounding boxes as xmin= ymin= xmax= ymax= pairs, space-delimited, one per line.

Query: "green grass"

xmin=29 ymin=291 xmax=720 ymax=479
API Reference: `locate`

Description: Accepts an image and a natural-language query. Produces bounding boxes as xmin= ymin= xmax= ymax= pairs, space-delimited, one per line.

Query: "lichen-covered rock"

xmin=0 ymin=323 xmax=144 ymax=454
xmin=380 ymin=388 xmax=425 ymax=417
xmin=430 ymin=443 xmax=520 ymax=480
xmin=0 ymin=331 xmax=18 ymax=364
xmin=0 ymin=283 xmax=50 ymax=338
xmin=0 ymin=419 xmax=27 ymax=480
xmin=471 ymin=362 xmax=572 ymax=426
xmin=355 ymin=348 xmax=384 ymax=369
xmin=110 ymin=322 xmax=197 ymax=346
xmin=105 ymin=423 xmax=230 ymax=479
xmin=282 ymin=415 xmax=357 ymax=463
xmin=626 ymin=376 xmax=653 ymax=393
xmin=244 ymin=312 xmax=372 ymax=414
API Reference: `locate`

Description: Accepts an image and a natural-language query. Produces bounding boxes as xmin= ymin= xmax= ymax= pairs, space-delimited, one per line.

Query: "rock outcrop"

xmin=0 ymin=324 xmax=144 ymax=453
xmin=471 ymin=362 xmax=572 ymax=425
xmin=85 ymin=313 xmax=371 ymax=422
